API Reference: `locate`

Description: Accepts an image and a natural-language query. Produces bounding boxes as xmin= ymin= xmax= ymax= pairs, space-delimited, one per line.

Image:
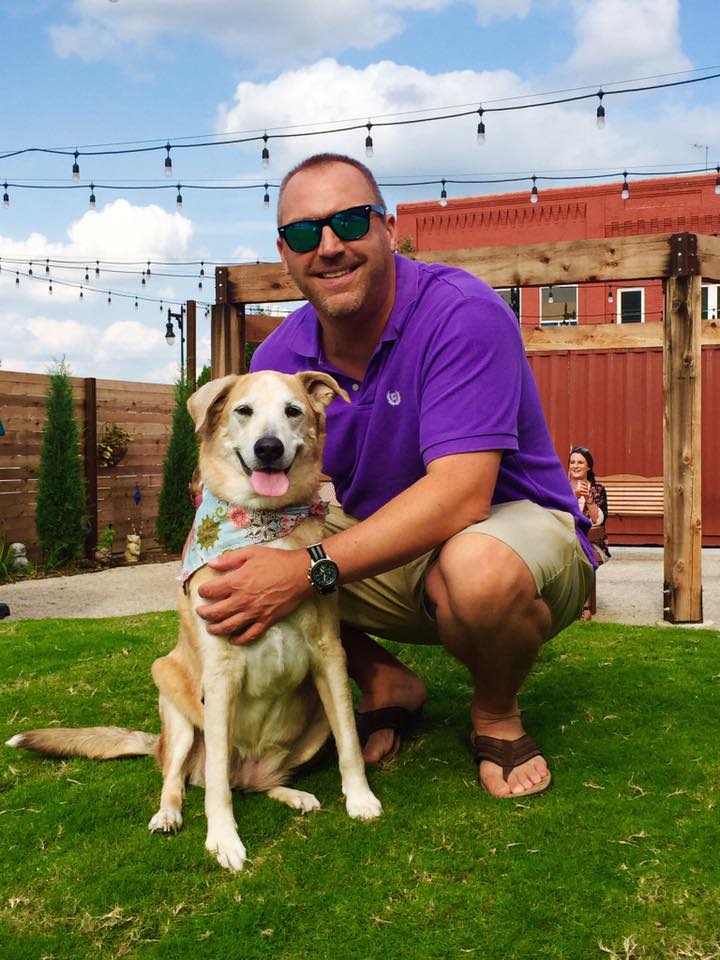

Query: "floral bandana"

xmin=179 ymin=484 xmax=328 ymax=586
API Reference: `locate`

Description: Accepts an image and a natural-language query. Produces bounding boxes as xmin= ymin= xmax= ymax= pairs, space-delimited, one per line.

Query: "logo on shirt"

xmin=386 ymin=390 xmax=401 ymax=406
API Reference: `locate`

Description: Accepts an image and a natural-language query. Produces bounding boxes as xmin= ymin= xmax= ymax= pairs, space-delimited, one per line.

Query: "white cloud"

xmin=568 ymin=0 xmax=691 ymax=76
xmin=50 ymin=0 xmax=537 ymax=65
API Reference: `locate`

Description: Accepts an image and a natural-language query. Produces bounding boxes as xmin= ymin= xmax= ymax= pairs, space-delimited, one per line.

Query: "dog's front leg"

xmin=313 ymin=603 xmax=382 ymax=821
xmin=202 ymin=652 xmax=247 ymax=873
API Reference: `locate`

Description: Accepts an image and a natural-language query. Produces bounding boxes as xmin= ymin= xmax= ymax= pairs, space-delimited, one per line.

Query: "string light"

xmin=3 ymin=183 xmax=9 ymax=207
xmin=72 ymin=150 xmax=80 ymax=180
xmin=95 ymin=260 xmax=100 ymax=277
xmin=608 ymin=286 xmax=614 ymax=303
xmin=596 ymin=90 xmax=606 ymax=128
xmin=176 ymin=184 xmax=183 ymax=209
xmin=476 ymin=107 xmax=486 ymax=145
xmin=548 ymin=285 xmax=554 ymax=304
xmin=79 ymin=285 xmax=84 ymax=300
xmin=164 ymin=143 xmax=173 ymax=177
xmin=45 ymin=259 xmax=50 ymax=274
xmin=365 ymin=122 xmax=374 ymax=158
xmin=28 ymin=261 xmax=33 ymax=275
xmin=146 ymin=260 xmax=151 ymax=277
xmin=439 ymin=179 xmax=448 ymax=207
xmin=261 ymin=133 xmax=270 ymax=168
xmin=263 ymin=182 xmax=270 ymax=208
xmin=134 ymin=297 xmax=139 ymax=309
xmin=48 ymin=281 xmax=53 ymax=295
xmin=107 ymin=292 xmax=111 ymax=303
xmin=621 ymin=172 xmax=630 ymax=200
xmin=84 ymin=267 xmax=89 ymax=281
xmin=15 ymin=272 xmax=19 ymax=285
xmin=89 ymin=183 xmax=96 ymax=209
xmin=530 ymin=175 xmax=538 ymax=204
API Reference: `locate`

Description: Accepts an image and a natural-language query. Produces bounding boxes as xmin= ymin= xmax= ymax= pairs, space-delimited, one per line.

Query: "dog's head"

xmin=187 ymin=370 xmax=349 ymax=508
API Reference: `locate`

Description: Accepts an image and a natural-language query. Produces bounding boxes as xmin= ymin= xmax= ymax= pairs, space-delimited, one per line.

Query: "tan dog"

xmin=7 ymin=371 xmax=382 ymax=872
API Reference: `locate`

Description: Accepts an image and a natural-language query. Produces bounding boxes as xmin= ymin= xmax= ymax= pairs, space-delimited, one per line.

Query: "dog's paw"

xmin=345 ymin=790 xmax=383 ymax=821
xmin=205 ymin=830 xmax=247 ymax=873
xmin=148 ymin=808 xmax=183 ymax=834
xmin=267 ymin=785 xmax=321 ymax=813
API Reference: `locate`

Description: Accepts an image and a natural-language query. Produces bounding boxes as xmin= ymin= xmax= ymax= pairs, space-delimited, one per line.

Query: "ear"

xmin=187 ymin=375 xmax=238 ymax=433
xmin=297 ymin=371 xmax=350 ymax=408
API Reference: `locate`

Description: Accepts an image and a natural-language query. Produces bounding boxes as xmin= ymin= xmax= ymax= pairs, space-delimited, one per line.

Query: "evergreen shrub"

xmin=35 ymin=361 xmax=87 ymax=569
xmin=156 ymin=378 xmax=198 ymax=553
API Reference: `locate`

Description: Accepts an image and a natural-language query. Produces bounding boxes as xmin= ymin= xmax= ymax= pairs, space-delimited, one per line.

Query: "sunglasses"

xmin=277 ymin=204 xmax=386 ymax=253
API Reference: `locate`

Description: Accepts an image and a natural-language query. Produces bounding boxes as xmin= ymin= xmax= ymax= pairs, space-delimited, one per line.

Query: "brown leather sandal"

xmin=355 ymin=706 xmax=422 ymax=764
xmin=469 ymin=732 xmax=552 ymax=797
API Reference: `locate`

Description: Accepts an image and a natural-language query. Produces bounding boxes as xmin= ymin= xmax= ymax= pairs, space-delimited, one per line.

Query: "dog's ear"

xmin=187 ymin=375 xmax=238 ymax=434
xmin=297 ymin=371 xmax=350 ymax=409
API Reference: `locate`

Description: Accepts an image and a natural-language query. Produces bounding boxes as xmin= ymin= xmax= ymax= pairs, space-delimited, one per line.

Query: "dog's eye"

xmin=285 ymin=405 xmax=303 ymax=419
xmin=235 ymin=405 xmax=253 ymax=417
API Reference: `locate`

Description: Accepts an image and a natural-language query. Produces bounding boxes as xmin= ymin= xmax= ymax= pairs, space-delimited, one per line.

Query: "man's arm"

xmin=196 ymin=450 xmax=501 ymax=642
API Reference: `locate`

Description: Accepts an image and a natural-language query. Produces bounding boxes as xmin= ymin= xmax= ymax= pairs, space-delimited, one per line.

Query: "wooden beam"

xmin=522 ymin=319 xmax=720 ymax=353
xmin=83 ymin=377 xmax=98 ymax=559
xmin=210 ymin=304 xmax=245 ymax=377
xmin=218 ymin=232 xmax=720 ymax=307
xmin=186 ymin=299 xmax=197 ymax=391
xmin=695 ymin=233 xmax=720 ymax=282
xmin=220 ymin=262 xmax=302 ymax=305
xmin=663 ymin=273 xmax=703 ymax=623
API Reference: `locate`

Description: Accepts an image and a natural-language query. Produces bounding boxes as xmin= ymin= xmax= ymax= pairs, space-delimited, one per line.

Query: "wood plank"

xmin=696 ymin=234 xmax=720 ymax=282
xmin=663 ymin=274 xmax=703 ymax=622
xmin=522 ymin=319 xmax=720 ymax=353
xmin=221 ymin=262 xmax=303 ymax=305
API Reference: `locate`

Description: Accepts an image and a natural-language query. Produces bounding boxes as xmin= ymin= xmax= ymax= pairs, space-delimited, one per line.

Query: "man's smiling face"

xmin=276 ymin=161 xmax=397 ymax=326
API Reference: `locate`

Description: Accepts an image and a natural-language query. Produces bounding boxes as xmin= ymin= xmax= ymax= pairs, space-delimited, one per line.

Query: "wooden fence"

xmin=0 ymin=371 xmax=175 ymax=559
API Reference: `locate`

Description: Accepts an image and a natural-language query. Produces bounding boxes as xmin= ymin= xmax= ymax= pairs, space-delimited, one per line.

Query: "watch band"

xmin=307 ymin=543 xmax=328 ymax=563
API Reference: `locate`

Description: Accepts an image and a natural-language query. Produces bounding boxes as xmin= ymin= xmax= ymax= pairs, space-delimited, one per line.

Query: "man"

xmin=197 ymin=153 xmax=595 ymax=798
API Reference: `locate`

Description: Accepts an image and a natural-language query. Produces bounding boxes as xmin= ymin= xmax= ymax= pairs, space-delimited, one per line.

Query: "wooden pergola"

xmin=212 ymin=231 xmax=720 ymax=624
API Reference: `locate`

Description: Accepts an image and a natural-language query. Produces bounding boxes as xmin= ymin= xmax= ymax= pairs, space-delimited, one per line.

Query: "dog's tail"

xmin=6 ymin=726 xmax=158 ymax=760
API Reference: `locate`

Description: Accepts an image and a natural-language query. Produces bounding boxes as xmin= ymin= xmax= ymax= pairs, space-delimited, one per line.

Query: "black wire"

xmin=1 ymin=71 xmax=718 ymax=162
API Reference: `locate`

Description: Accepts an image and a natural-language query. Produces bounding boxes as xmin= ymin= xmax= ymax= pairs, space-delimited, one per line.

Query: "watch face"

xmin=311 ymin=558 xmax=339 ymax=589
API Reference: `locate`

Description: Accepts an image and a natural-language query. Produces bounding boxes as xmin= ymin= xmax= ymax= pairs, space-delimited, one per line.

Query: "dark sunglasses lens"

xmin=283 ymin=222 xmax=322 ymax=253
xmin=330 ymin=208 xmax=371 ymax=241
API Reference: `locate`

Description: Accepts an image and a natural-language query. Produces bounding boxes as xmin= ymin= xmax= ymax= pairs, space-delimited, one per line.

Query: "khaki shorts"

xmin=325 ymin=499 xmax=594 ymax=645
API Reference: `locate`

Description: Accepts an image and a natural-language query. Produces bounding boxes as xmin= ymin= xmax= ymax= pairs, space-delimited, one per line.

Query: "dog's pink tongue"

xmin=250 ymin=470 xmax=289 ymax=497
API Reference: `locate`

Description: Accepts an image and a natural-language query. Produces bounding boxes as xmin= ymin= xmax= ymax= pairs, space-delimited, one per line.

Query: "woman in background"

xmin=568 ymin=446 xmax=611 ymax=620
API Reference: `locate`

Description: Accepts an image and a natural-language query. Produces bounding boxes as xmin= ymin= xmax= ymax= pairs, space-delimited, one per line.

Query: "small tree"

xmin=156 ymin=378 xmax=198 ymax=553
xmin=35 ymin=361 xmax=86 ymax=569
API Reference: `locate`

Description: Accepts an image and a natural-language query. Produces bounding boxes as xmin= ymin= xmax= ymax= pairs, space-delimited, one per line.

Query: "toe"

xmin=362 ymin=729 xmax=396 ymax=764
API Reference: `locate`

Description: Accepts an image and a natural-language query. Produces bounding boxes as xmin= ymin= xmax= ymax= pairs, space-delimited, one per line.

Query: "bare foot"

xmin=471 ymin=706 xmax=550 ymax=798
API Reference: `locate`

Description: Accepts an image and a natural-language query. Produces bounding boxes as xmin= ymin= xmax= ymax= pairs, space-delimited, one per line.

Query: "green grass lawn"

xmin=1 ymin=613 xmax=719 ymax=960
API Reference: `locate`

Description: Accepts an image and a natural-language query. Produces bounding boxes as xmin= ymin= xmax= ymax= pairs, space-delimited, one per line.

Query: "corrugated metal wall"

xmin=528 ymin=346 xmax=719 ymax=546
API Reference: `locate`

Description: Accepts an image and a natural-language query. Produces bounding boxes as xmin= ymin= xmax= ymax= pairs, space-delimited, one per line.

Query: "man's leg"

xmin=342 ymin=625 xmax=427 ymax=763
xmin=424 ymin=532 xmax=552 ymax=797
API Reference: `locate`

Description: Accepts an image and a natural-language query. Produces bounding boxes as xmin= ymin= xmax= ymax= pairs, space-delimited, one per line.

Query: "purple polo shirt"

xmin=251 ymin=254 xmax=594 ymax=563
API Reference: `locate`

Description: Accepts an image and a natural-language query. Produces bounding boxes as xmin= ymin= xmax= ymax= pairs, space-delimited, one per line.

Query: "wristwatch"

xmin=306 ymin=543 xmax=339 ymax=595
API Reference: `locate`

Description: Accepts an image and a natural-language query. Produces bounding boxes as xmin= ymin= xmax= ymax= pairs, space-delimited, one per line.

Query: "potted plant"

xmin=95 ymin=526 xmax=115 ymax=564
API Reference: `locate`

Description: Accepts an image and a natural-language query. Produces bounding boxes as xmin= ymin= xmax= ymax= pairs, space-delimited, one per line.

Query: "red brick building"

xmin=396 ymin=173 xmax=720 ymax=545
xmin=396 ymin=172 xmax=720 ymax=328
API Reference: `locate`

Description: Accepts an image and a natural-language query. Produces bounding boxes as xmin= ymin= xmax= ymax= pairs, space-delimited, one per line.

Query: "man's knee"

xmin=426 ymin=532 xmax=541 ymax=631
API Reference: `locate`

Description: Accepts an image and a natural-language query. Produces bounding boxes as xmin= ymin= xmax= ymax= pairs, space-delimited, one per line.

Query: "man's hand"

xmin=196 ymin=546 xmax=312 ymax=644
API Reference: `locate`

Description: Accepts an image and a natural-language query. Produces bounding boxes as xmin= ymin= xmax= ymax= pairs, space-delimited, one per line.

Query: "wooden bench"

xmin=599 ymin=474 xmax=664 ymax=518
xmin=585 ymin=475 xmax=663 ymax=615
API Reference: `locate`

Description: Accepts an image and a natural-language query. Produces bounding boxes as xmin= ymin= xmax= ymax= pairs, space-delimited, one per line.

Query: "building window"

xmin=497 ymin=287 xmax=521 ymax=321
xmin=540 ymin=285 xmax=577 ymax=326
xmin=617 ymin=288 xmax=644 ymax=323
xmin=702 ymin=284 xmax=719 ymax=320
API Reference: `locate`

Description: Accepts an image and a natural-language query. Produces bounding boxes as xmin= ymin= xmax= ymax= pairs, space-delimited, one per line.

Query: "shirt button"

xmin=351 ymin=383 xmax=360 ymax=392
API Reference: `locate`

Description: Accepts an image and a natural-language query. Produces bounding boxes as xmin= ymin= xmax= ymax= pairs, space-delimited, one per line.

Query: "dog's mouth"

xmin=237 ymin=453 xmax=291 ymax=497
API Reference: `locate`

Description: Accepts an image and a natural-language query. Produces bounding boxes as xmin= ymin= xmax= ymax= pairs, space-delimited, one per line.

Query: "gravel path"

xmin=1 ymin=548 xmax=718 ymax=629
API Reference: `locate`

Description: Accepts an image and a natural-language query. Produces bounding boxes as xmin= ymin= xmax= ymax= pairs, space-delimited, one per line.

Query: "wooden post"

xmin=186 ymin=299 xmax=197 ymax=391
xmin=210 ymin=302 xmax=245 ymax=377
xmin=83 ymin=377 xmax=98 ymax=559
xmin=663 ymin=234 xmax=703 ymax=622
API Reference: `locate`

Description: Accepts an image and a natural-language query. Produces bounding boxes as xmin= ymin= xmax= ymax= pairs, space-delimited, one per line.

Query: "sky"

xmin=1 ymin=0 xmax=719 ymax=383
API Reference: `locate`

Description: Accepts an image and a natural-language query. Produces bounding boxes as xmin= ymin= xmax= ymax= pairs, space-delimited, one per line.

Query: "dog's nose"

xmin=254 ymin=435 xmax=285 ymax=464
